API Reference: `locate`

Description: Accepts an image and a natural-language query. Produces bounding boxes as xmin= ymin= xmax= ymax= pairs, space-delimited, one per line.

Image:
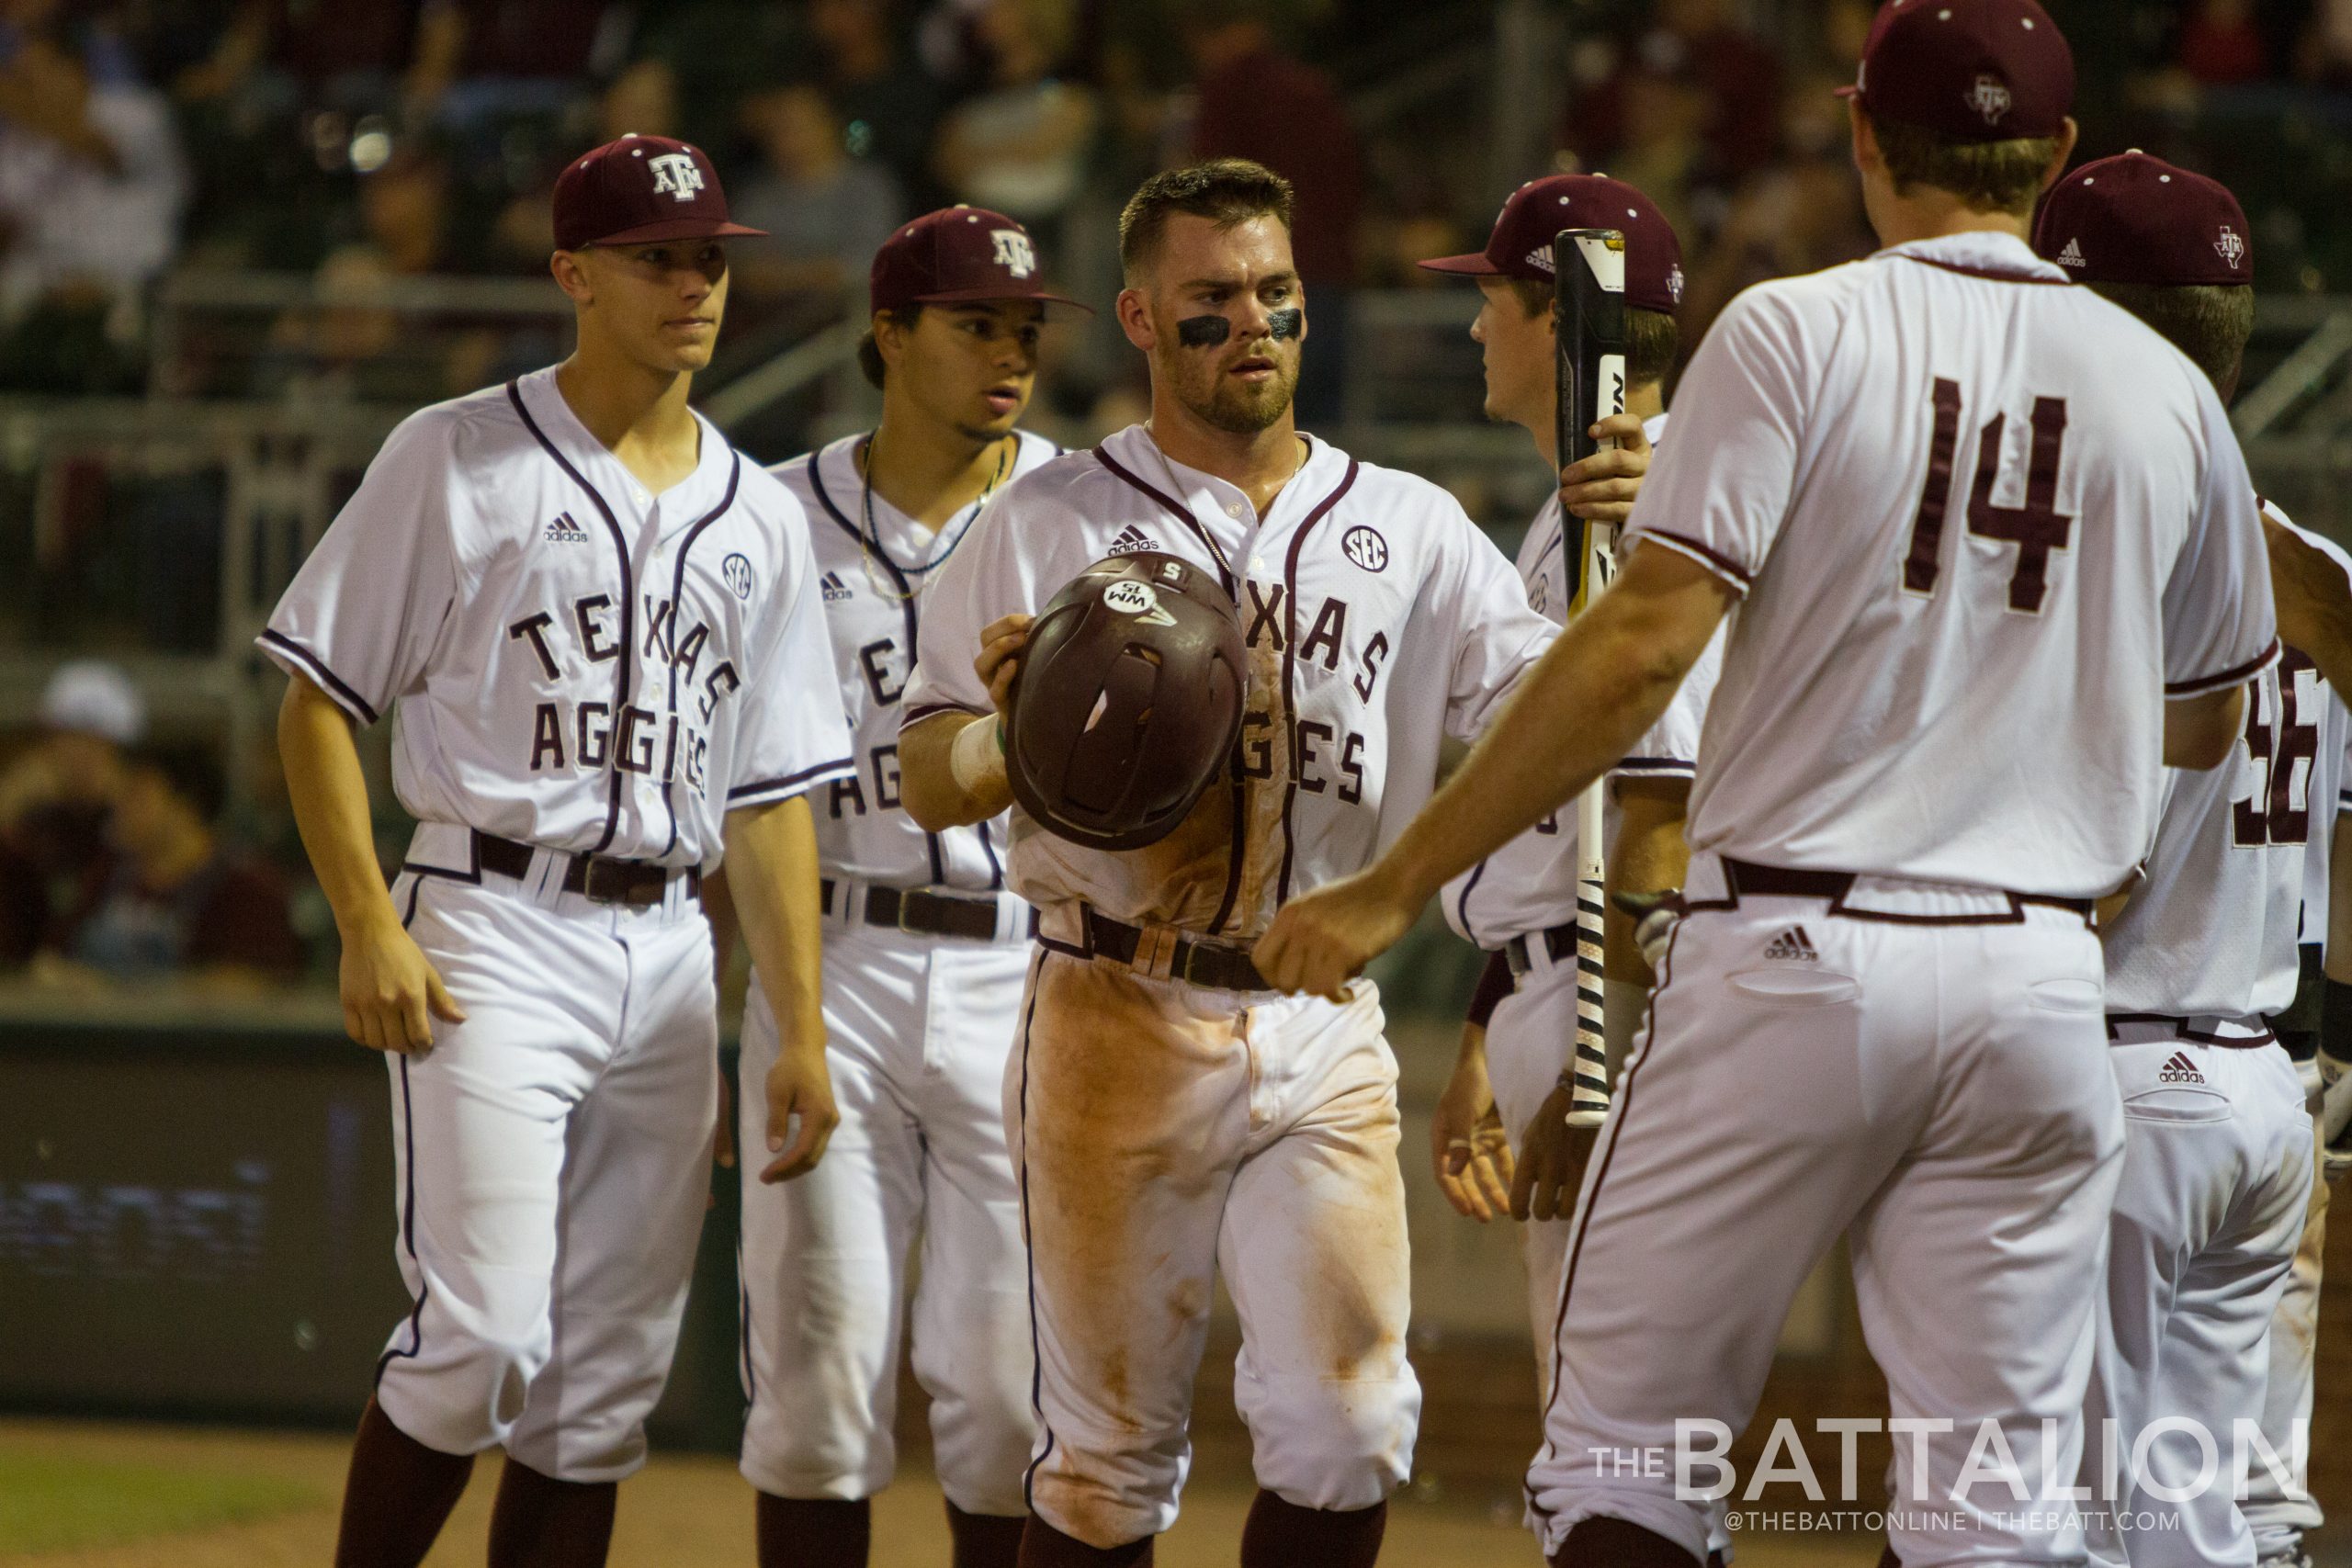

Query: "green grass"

xmin=0 ymin=1450 xmax=322 ymax=1552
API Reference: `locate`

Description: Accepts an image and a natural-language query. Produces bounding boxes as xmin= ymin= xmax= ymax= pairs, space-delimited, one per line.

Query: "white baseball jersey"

xmin=2101 ymin=513 xmax=2352 ymax=1021
xmin=1626 ymin=232 xmax=2277 ymax=897
xmin=904 ymin=423 xmax=1556 ymax=937
xmin=1442 ymin=412 xmax=1726 ymax=947
xmin=2277 ymin=504 xmax=2352 ymax=943
xmin=261 ymin=367 xmax=855 ymax=868
xmin=770 ymin=430 xmax=1060 ymax=890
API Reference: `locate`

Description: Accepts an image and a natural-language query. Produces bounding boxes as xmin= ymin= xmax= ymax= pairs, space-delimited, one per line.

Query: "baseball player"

xmin=1414 ymin=174 xmax=1723 ymax=1364
xmin=897 ymin=158 xmax=1558 ymax=1565
xmin=1257 ymin=4 xmax=2281 ymax=1563
xmin=2031 ymin=153 xmax=2332 ymax=1568
xmin=264 ymin=135 xmax=853 ymax=1568
xmin=734 ymin=208 xmax=1082 ymax=1568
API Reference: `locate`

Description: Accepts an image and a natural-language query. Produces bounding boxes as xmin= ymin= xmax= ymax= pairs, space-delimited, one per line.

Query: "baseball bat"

xmin=1553 ymin=227 xmax=1627 ymax=1130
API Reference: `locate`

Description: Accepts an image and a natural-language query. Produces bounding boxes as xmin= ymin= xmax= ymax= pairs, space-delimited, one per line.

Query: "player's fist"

xmin=1432 ymin=1026 xmax=1515 ymax=1223
xmin=759 ymin=1038 xmax=839 ymax=1184
xmin=338 ymin=916 xmax=467 ymax=1055
xmin=1558 ymin=412 xmax=1653 ymax=526
xmin=1511 ymin=1084 xmax=1599 ymax=1223
xmin=1252 ymin=865 xmax=1418 ymax=1002
xmin=976 ymin=614 xmax=1033 ymax=716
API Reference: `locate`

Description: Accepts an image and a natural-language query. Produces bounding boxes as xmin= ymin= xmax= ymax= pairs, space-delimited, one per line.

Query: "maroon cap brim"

xmin=573 ymin=216 xmax=769 ymax=249
xmin=908 ymin=284 xmax=1096 ymax=316
xmin=1417 ymin=252 xmax=1507 ymax=276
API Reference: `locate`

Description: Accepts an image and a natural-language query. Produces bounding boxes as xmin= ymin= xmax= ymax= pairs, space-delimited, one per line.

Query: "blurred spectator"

xmin=1678 ymin=71 xmax=1873 ymax=357
xmin=1182 ymin=3 xmax=1364 ymax=424
xmin=1566 ymin=0 xmax=1781 ymax=185
xmin=0 ymin=660 xmax=144 ymax=966
xmin=1183 ymin=6 xmax=1363 ymax=290
xmin=598 ymin=55 xmax=676 ymax=141
xmin=0 ymin=1 xmax=188 ymax=391
xmin=808 ymin=0 xmax=944 ymax=209
xmin=933 ymin=0 xmax=1096 ymax=232
xmin=730 ymin=82 xmax=903 ymax=303
xmin=2310 ymin=0 xmax=2352 ymax=83
xmin=407 ymin=0 xmax=623 ymax=126
xmin=54 ymin=747 xmax=304 ymax=987
xmin=2177 ymin=0 xmax=2271 ymax=83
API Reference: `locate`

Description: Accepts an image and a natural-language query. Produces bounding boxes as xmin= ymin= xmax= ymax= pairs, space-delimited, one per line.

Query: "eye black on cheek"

xmin=1177 ymin=314 xmax=1231 ymax=348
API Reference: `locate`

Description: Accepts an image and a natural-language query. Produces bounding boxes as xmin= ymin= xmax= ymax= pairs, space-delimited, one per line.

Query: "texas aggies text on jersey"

xmin=1626 ymin=231 xmax=2277 ymax=897
xmin=903 ymin=423 xmax=1557 ymax=938
xmin=772 ymin=430 xmax=1060 ymax=893
xmin=261 ymin=367 xmax=854 ymax=867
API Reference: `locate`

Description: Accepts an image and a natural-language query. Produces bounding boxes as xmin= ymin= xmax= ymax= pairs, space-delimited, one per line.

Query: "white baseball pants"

xmin=1483 ymin=944 xmax=1576 ymax=1385
xmin=1012 ymin=934 xmax=1421 ymax=1549
xmin=737 ymin=922 xmax=1036 ymax=1515
xmin=2245 ymin=1130 xmax=2326 ymax=1566
xmin=1528 ymin=858 xmax=2125 ymax=1567
xmin=2083 ymin=1023 xmax=2311 ymax=1568
xmin=375 ymin=858 xmax=717 ymax=1483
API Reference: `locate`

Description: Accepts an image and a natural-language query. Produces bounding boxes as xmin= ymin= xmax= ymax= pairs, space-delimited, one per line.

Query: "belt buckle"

xmin=897 ymin=889 xmax=932 ymax=933
xmin=581 ymin=857 xmax=659 ymax=908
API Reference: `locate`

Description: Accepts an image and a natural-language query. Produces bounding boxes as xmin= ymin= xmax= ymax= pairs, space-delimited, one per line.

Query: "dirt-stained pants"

xmin=1008 ymin=944 xmax=1420 ymax=1549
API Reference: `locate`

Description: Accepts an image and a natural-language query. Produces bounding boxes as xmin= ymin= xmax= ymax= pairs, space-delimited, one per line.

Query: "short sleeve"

xmin=2161 ymin=389 xmax=2278 ymax=698
xmin=1622 ymin=287 xmax=1809 ymax=592
xmin=901 ymin=486 xmax=1040 ymax=728
xmin=1613 ymin=621 xmax=1724 ymax=784
xmin=1423 ymin=497 xmax=1557 ymax=742
xmin=729 ymin=513 xmax=855 ymax=808
xmin=257 ymin=410 xmax=463 ymax=725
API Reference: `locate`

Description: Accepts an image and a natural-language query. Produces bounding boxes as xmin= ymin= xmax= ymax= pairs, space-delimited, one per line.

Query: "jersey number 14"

xmin=1902 ymin=378 xmax=2072 ymax=614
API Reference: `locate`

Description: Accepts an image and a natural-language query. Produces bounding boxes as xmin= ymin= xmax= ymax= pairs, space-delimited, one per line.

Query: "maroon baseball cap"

xmin=1839 ymin=0 xmax=2074 ymax=142
xmin=552 ymin=134 xmax=765 ymax=252
xmin=870 ymin=207 xmax=1091 ymax=316
xmin=2033 ymin=152 xmax=2252 ymax=287
xmin=1418 ymin=175 xmax=1685 ymax=315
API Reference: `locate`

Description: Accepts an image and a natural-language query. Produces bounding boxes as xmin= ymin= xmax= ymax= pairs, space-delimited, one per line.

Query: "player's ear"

xmin=1115 ymin=288 xmax=1155 ymax=354
xmin=2041 ymin=118 xmax=2080 ymax=192
xmin=1848 ymin=100 xmax=1879 ymax=179
xmin=550 ymin=248 xmax=593 ymax=307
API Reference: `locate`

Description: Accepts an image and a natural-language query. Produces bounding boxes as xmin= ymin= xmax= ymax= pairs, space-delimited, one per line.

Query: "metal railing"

xmin=8 ymin=285 xmax=2351 ymax=808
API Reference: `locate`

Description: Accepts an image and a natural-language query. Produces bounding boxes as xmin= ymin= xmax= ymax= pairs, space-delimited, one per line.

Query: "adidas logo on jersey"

xmin=1108 ymin=525 xmax=1159 ymax=556
xmin=544 ymin=511 xmax=590 ymax=544
xmin=1763 ymin=925 xmax=1818 ymax=963
xmin=2158 ymin=1051 xmax=2205 ymax=1086
xmin=2055 ymin=238 xmax=2086 ymax=269
xmin=820 ymin=570 xmax=852 ymax=603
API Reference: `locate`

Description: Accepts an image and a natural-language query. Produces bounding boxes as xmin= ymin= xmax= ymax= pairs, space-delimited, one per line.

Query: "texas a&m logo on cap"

xmin=991 ymin=229 xmax=1037 ymax=278
xmin=1967 ymin=73 xmax=2013 ymax=125
xmin=650 ymin=152 xmax=706 ymax=201
xmin=2215 ymin=225 xmax=2245 ymax=270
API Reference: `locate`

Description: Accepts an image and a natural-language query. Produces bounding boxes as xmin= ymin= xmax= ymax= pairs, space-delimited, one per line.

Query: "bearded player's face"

xmin=1131 ymin=214 xmax=1304 ymax=435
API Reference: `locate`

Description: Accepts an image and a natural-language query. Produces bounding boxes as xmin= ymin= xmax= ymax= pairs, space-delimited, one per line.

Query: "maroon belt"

xmin=1720 ymin=857 xmax=2094 ymax=919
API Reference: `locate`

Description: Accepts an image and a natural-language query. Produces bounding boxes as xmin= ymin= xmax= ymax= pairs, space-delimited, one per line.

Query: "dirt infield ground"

xmin=0 ymin=1419 xmax=1890 ymax=1566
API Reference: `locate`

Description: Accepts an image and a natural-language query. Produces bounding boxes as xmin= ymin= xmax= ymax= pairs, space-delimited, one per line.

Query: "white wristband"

xmin=950 ymin=714 xmax=1008 ymax=795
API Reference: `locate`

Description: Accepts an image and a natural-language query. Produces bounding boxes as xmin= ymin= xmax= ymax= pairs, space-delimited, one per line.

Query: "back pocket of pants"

xmin=1726 ymin=967 xmax=1861 ymax=1007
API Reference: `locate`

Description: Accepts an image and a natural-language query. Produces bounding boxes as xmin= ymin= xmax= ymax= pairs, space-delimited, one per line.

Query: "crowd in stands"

xmin=1 ymin=0 xmax=2348 ymax=401
xmin=5 ymin=0 xmax=2352 ymax=985
xmin=0 ymin=660 xmax=304 ymax=987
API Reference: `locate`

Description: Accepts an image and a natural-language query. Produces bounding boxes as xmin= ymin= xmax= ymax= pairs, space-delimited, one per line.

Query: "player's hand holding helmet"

xmin=1004 ymin=551 xmax=1248 ymax=851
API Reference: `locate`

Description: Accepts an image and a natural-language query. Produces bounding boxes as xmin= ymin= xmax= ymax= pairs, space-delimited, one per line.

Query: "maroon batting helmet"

xmin=1007 ymin=552 xmax=1248 ymax=852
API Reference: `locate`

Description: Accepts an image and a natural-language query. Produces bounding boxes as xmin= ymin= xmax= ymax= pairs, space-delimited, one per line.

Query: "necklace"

xmin=856 ymin=431 xmax=1012 ymax=600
